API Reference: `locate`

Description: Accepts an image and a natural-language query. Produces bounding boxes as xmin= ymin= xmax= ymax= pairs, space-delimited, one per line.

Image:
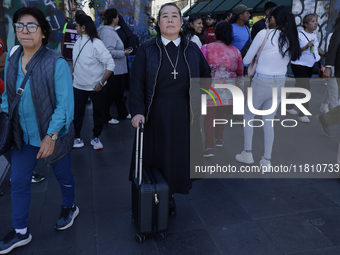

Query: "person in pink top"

xmin=201 ymin=21 xmax=243 ymax=157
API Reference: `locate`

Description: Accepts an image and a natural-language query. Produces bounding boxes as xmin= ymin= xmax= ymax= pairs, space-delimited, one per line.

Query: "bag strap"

xmin=254 ymin=29 xmax=270 ymax=62
xmin=299 ymin=31 xmax=316 ymax=59
xmin=8 ymin=45 xmax=48 ymax=119
xmin=73 ymin=38 xmax=90 ymax=69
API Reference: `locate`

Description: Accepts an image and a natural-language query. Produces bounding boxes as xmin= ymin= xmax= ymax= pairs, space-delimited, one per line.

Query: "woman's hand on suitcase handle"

xmin=132 ymin=114 xmax=145 ymax=129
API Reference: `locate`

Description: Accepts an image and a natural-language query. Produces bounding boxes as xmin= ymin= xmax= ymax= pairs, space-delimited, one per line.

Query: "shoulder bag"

xmin=240 ymin=26 xmax=252 ymax=58
xmin=299 ymin=31 xmax=321 ymax=74
xmin=248 ymin=29 xmax=270 ymax=78
xmin=0 ymin=45 xmax=47 ymax=155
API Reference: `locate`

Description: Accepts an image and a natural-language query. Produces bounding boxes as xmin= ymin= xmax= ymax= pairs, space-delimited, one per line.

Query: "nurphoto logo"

xmin=201 ymin=84 xmax=312 ymax=128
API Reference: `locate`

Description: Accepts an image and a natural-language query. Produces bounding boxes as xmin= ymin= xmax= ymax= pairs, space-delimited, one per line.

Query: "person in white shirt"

xmin=286 ymin=13 xmax=325 ymax=123
xmin=182 ymin=13 xmax=203 ymax=48
xmin=72 ymin=14 xmax=114 ymax=150
xmin=235 ymin=5 xmax=301 ymax=171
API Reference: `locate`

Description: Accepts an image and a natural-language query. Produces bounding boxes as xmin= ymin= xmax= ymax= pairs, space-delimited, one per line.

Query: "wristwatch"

xmin=47 ymin=133 xmax=58 ymax=141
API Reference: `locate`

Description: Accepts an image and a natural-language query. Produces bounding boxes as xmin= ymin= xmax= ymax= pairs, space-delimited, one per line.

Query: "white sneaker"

xmin=108 ymin=118 xmax=119 ymax=124
xmin=319 ymin=103 xmax=329 ymax=114
xmin=298 ymin=116 xmax=310 ymax=123
xmin=260 ymin=157 xmax=271 ymax=173
xmin=73 ymin=138 xmax=84 ymax=148
xmin=90 ymin=138 xmax=103 ymax=150
xmin=126 ymin=114 xmax=132 ymax=119
xmin=235 ymin=151 xmax=254 ymax=164
xmin=286 ymin=109 xmax=298 ymax=115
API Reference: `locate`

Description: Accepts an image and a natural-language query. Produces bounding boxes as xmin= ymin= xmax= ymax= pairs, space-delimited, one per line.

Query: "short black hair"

xmin=13 ymin=7 xmax=50 ymax=45
xmin=103 ymin=8 xmax=118 ymax=25
xmin=76 ymin=14 xmax=99 ymax=42
xmin=223 ymin=10 xmax=232 ymax=20
xmin=215 ymin=20 xmax=233 ymax=45
xmin=264 ymin=2 xmax=277 ymax=12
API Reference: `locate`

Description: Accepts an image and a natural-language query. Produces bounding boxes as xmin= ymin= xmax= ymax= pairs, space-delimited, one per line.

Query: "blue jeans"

xmin=11 ymin=141 xmax=75 ymax=229
xmin=244 ymin=73 xmax=286 ymax=160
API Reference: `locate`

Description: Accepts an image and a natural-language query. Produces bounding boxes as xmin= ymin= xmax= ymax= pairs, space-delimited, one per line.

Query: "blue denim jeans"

xmin=244 ymin=73 xmax=286 ymax=160
xmin=11 ymin=142 xmax=74 ymax=229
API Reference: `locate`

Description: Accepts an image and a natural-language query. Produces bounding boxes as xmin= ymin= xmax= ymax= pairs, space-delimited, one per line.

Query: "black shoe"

xmin=316 ymin=115 xmax=331 ymax=137
xmin=169 ymin=197 xmax=176 ymax=216
xmin=203 ymin=148 xmax=214 ymax=157
xmin=0 ymin=228 xmax=32 ymax=254
xmin=55 ymin=204 xmax=79 ymax=231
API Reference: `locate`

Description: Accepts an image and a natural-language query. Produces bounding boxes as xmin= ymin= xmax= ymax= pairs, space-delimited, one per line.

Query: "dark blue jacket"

xmin=6 ymin=45 xmax=74 ymax=164
xmin=129 ymin=34 xmax=211 ymax=123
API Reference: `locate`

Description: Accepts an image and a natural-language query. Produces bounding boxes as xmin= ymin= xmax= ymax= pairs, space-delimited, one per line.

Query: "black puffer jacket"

xmin=129 ymin=34 xmax=211 ymax=123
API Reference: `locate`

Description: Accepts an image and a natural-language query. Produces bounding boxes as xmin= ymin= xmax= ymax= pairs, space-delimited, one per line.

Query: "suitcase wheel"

xmin=155 ymin=232 xmax=166 ymax=241
xmin=135 ymin=234 xmax=146 ymax=243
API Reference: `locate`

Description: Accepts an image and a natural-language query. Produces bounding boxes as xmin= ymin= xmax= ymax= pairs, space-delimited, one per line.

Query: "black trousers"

xmin=287 ymin=64 xmax=313 ymax=117
xmin=104 ymin=73 xmax=128 ymax=121
xmin=73 ymin=87 xmax=105 ymax=138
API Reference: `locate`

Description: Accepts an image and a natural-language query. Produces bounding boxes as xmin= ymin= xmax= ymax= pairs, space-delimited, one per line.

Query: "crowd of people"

xmin=0 ymin=2 xmax=339 ymax=253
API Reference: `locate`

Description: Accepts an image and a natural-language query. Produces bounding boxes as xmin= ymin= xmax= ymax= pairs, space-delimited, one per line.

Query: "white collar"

xmin=161 ymin=36 xmax=181 ymax=47
xmin=114 ymin=26 xmax=121 ymax=31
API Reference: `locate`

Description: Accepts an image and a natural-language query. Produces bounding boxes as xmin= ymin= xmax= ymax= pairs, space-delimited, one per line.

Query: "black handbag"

xmin=0 ymin=111 xmax=13 ymax=155
xmin=0 ymin=45 xmax=47 ymax=156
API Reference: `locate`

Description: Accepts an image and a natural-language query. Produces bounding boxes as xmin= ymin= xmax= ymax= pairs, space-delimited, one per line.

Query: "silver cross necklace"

xmin=163 ymin=43 xmax=180 ymax=79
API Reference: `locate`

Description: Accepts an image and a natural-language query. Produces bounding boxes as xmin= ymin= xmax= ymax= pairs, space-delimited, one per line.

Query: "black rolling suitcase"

xmin=132 ymin=122 xmax=169 ymax=243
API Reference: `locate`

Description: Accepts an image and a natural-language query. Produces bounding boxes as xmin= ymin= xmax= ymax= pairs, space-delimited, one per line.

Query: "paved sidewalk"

xmin=1 ymin=81 xmax=340 ymax=255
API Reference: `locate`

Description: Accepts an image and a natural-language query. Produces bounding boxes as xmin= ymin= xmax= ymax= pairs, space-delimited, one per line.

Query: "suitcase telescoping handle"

xmin=135 ymin=121 xmax=144 ymax=185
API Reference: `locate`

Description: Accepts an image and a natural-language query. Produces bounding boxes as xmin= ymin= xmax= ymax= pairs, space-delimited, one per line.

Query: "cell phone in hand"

xmin=125 ymin=47 xmax=133 ymax=52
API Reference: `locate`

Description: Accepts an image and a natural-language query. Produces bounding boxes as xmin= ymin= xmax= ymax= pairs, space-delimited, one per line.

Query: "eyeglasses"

xmin=14 ymin=23 xmax=40 ymax=33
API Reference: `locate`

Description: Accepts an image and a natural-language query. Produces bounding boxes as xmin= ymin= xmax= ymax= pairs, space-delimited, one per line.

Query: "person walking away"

xmin=251 ymin=1 xmax=277 ymax=40
xmin=200 ymin=21 xmax=243 ymax=157
xmin=235 ymin=5 xmax=301 ymax=171
xmin=98 ymin=9 xmax=132 ymax=125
